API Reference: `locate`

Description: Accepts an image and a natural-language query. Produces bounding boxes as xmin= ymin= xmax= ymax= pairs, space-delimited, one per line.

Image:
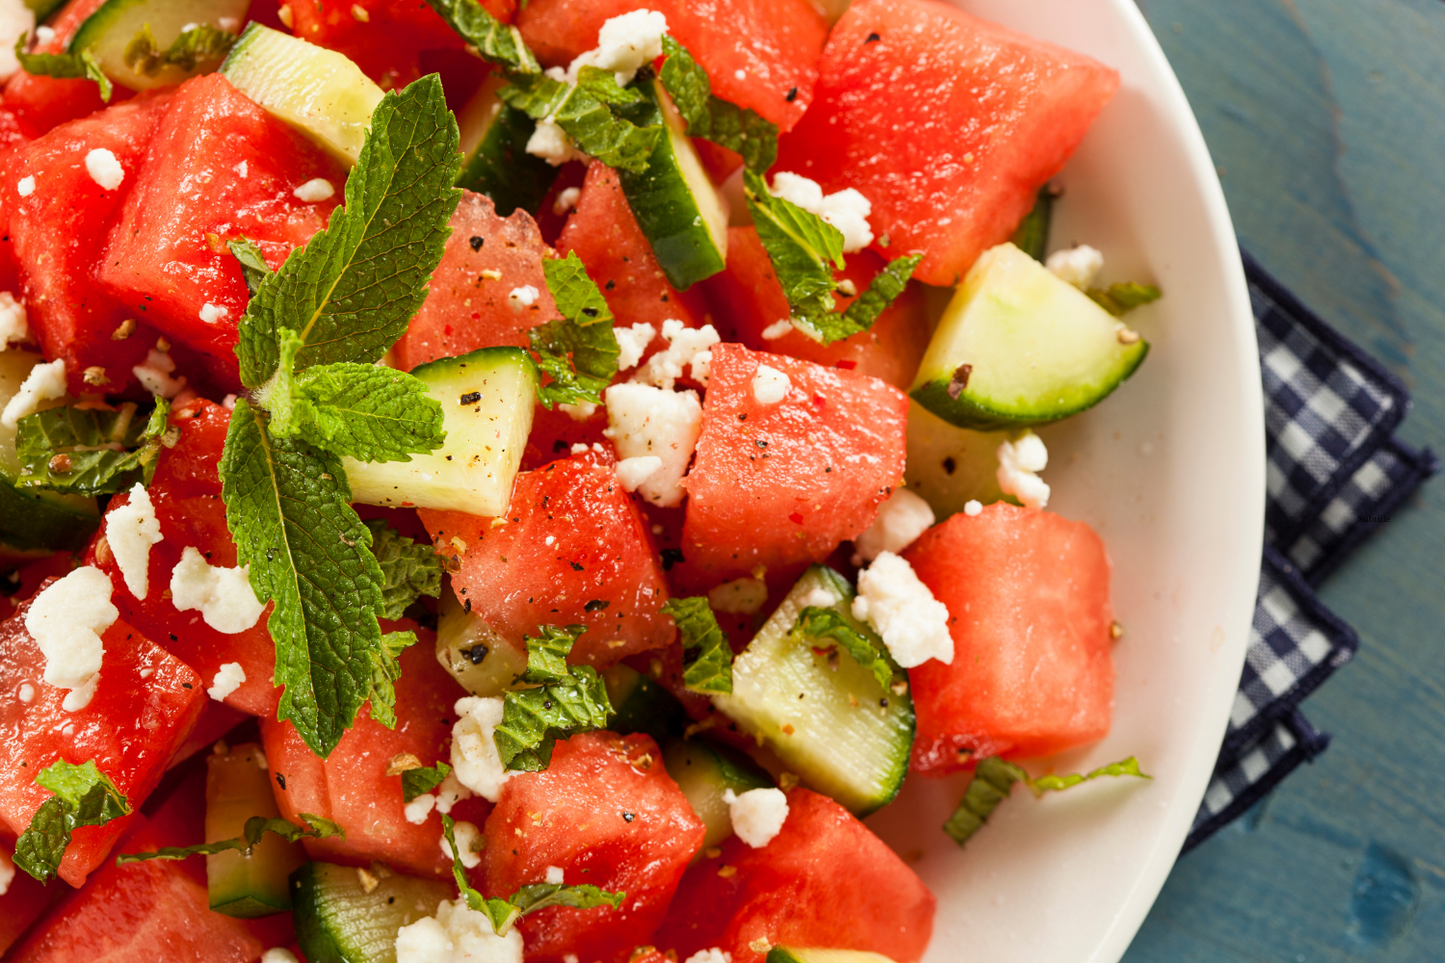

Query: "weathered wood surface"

xmin=1127 ymin=1 xmax=1445 ymax=959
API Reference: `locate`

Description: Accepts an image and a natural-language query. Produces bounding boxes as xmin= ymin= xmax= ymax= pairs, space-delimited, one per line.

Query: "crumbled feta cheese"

xmin=293 ymin=178 xmax=335 ymax=202
xmin=733 ymin=68 xmax=746 ymax=81
xmin=558 ymin=400 xmax=598 ymax=421
xmin=0 ymin=847 xmax=13 ymax=897
xmin=2 ymin=358 xmax=65 ymax=428
xmin=218 ymin=16 xmax=240 ymax=31
xmin=769 ymin=172 xmax=874 ymax=253
xmin=106 ymin=483 xmax=162 ymax=599
xmin=395 ymin=898 xmax=525 ymax=963
xmin=526 ymin=117 xmax=587 ymax=166
xmin=996 ymin=431 xmax=1050 ymax=509
xmin=507 ymin=285 xmax=539 ymax=311
xmin=84 ymin=148 xmax=124 ymax=191
xmin=450 ymin=696 xmax=511 ymax=802
xmin=133 ymin=347 xmax=187 ymax=399
xmin=33 ymin=24 xmax=52 ymax=44
xmin=15 ymin=175 xmax=33 ymax=197
xmin=207 ymin=661 xmax=246 ymax=701
xmin=707 ymin=577 xmax=768 ymax=615
xmin=233 ymin=160 xmax=248 ymax=177
xmin=199 ymin=302 xmax=229 ymax=324
xmin=433 ymin=771 xmax=473 ymax=814
xmin=545 ymin=865 xmax=565 ymax=884
xmin=684 ymin=949 xmax=732 ymax=963
xmin=632 ymin=319 xmax=719 ymax=389
xmin=851 ymin=551 xmax=953 ymax=668
xmin=569 ymin=444 xmax=588 ymax=455
xmin=964 ymin=499 xmax=983 ymax=516
xmin=260 ymin=949 xmax=299 ymax=963
xmin=62 ymin=671 xmax=100 ymax=712
xmin=613 ymin=322 xmax=657 ymax=371
xmin=1045 ymin=244 xmax=1104 ymax=289
xmin=404 ymin=792 xmax=437 ymax=825
xmin=552 ymin=186 xmax=581 ymax=215
xmin=603 ymin=382 xmax=702 ymax=507
xmin=798 ymin=585 xmax=839 ymax=610
xmin=440 ymin=818 xmax=482 ymax=869
xmin=615 ymin=455 xmax=663 ymax=492
xmin=169 ymin=546 xmax=267 ymax=634
xmin=760 ymin=319 xmax=793 ymax=341
xmin=0 ymin=0 xmax=34 ymax=83
xmin=26 ymin=566 xmax=117 ymax=699
xmin=852 ymin=487 xmax=935 ymax=564
xmin=0 ymin=291 xmax=29 ymax=347
xmin=18 ymin=682 xmax=34 ymax=702
xmin=723 ymin=787 xmax=789 ymax=848
xmin=565 ymin=9 xmax=668 ymax=86
xmin=750 ymin=364 xmax=790 ymax=405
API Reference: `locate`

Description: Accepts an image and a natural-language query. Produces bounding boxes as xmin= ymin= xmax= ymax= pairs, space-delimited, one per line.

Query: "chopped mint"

xmin=661 ymin=597 xmax=733 ymax=695
xmin=401 ymin=761 xmax=452 ymax=803
xmin=115 ymin=812 xmax=342 ymax=864
xmin=123 ymin=23 xmax=236 ymax=77
xmin=421 ymin=0 xmax=540 ymax=75
xmin=500 ymin=68 xmax=661 ymax=173
xmin=743 ymin=168 xmax=845 ymax=322
xmin=493 ymin=626 xmax=614 ymax=771
xmin=659 ymin=36 xmax=778 ymax=173
xmin=1010 ymin=185 xmax=1058 ymax=262
xmin=793 ymin=605 xmax=898 ymax=693
xmin=14 ymin=34 xmax=110 ymax=102
xmin=531 ymin=252 xmax=621 ymax=409
xmin=227 ymin=236 xmax=272 ymax=297
xmin=365 ymin=519 xmax=445 ymax=620
xmin=1087 ymin=282 xmax=1162 ymax=317
xmin=15 ymin=398 xmax=171 ymax=496
xmin=803 ymin=253 xmax=923 ymax=345
xmin=943 ymin=755 xmax=1149 ymax=846
xmin=13 ymin=760 xmax=130 ymax=883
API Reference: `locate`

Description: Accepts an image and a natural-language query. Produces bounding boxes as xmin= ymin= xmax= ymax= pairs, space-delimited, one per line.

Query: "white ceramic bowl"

xmin=864 ymin=2 xmax=1265 ymax=960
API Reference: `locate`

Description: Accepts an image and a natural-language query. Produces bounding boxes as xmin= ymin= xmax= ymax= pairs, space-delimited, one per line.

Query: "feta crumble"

xmin=106 ymin=483 xmax=162 ymax=599
xmin=545 ymin=865 xmax=565 ymax=884
xmin=507 ymin=285 xmax=539 ymax=311
xmin=798 ymin=585 xmax=839 ymax=610
xmin=199 ymin=302 xmax=230 ymax=324
xmin=564 ymin=8 xmax=668 ymax=86
xmin=62 ymin=672 xmax=100 ymax=712
xmin=615 ymin=454 xmax=663 ymax=492
xmin=632 ymin=319 xmax=719 ymax=389
xmin=851 ymin=551 xmax=953 ymax=668
xmin=15 ymin=174 xmax=33 ymax=197
xmin=84 ymin=148 xmax=124 ymax=191
xmin=0 ymin=291 xmax=28 ymax=347
xmin=558 ymin=400 xmax=598 ymax=421
xmin=963 ymin=499 xmax=983 ymax=516
xmin=723 ymin=787 xmax=788 ymax=848
xmin=207 ymin=661 xmax=246 ymax=701
xmin=18 ymin=682 xmax=34 ymax=702
xmin=852 ymin=487 xmax=935 ymax=564
xmin=169 ymin=546 xmax=267 ymax=634
xmin=603 ymin=381 xmax=703 ymax=507
xmin=684 ymin=950 xmax=733 ymax=963
xmin=26 ymin=566 xmax=117 ymax=700
xmin=750 ymin=364 xmax=790 ymax=405
xmin=552 ymin=186 xmax=581 ymax=215
xmin=760 ymin=319 xmax=793 ymax=341
xmin=0 ymin=0 xmax=34 ymax=83
xmin=293 ymin=177 xmax=335 ymax=202
xmin=1045 ymin=244 xmax=1104 ymax=290
xmin=440 ymin=818 xmax=482 ymax=869
xmin=450 ymin=696 xmax=511 ymax=802
xmin=0 ymin=848 xmax=13 ymax=897
xmin=133 ymin=347 xmax=187 ymax=399
xmin=707 ymin=577 xmax=768 ymax=615
xmin=526 ymin=116 xmax=586 ymax=166
xmin=395 ymin=898 xmax=524 ymax=963
xmin=613 ymin=322 xmax=657 ymax=370
xmin=404 ymin=792 xmax=437 ymax=825
xmin=261 ymin=950 xmax=299 ymax=963
xmin=233 ymin=160 xmax=248 ymax=178
xmin=1 ymin=357 xmax=65 ymax=428
xmin=433 ymin=771 xmax=473 ymax=814
xmin=769 ymin=172 xmax=874 ymax=253
xmin=996 ymin=431 xmax=1050 ymax=509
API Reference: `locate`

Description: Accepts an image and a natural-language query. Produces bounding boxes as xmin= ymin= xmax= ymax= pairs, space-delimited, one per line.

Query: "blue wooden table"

xmin=1124 ymin=1 xmax=1445 ymax=959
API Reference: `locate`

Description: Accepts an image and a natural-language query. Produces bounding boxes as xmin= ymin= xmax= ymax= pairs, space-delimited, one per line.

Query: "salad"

xmin=0 ymin=0 xmax=1164 ymax=960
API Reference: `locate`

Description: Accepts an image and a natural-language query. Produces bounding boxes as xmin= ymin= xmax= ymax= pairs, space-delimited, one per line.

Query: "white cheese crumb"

xmin=84 ymin=148 xmax=123 ymax=191
xmin=15 ymin=175 xmax=33 ymax=197
xmin=707 ymin=577 xmax=767 ymax=615
xmin=996 ymin=431 xmax=1050 ymax=509
xmin=0 ymin=292 xmax=29 ymax=347
xmin=233 ymin=160 xmax=248 ymax=177
xmin=404 ymin=792 xmax=437 ymax=825
xmin=632 ymin=319 xmax=719 ymax=389
xmin=18 ymin=682 xmax=34 ymax=702
xmin=603 ymin=381 xmax=702 ymax=507
xmin=395 ymin=898 xmax=525 ymax=963
xmin=440 ymin=818 xmax=482 ymax=869
xmin=564 ymin=956 xmax=580 ymax=963
xmin=1046 ymin=244 xmax=1105 ymax=289
xmin=751 ymin=364 xmax=790 ymax=405
xmin=133 ymin=347 xmax=187 ymax=399
xmin=433 ymin=771 xmax=473 ymax=815
xmin=544 ymin=865 xmax=565 ymax=884
xmin=526 ymin=116 xmax=587 ymax=166
xmin=26 ymin=566 xmax=117 ymax=699
xmin=613 ymin=322 xmax=657 ymax=371
xmin=760 ymin=319 xmax=793 ymax=341
xmin=557 ymin=400 xmax=597 ymax=421
xmin=450 ymin=696 xmax=511 ymax=802
xmin=852 ymin=487 xmax=934 ymax=564
xmin=260 ymin=949 xmax=299 ymax=963
xmin=33 ymin=24 xmax=52 ymax=44
xmin=799 ymin=585 xmax=839 ymax=609
xmin=565 ymin=8 xmax=668 ymax=86
xmin=552 ymin=186 xmax=581 ymax=215
xmin=964 ymin=499 xmax=983 ymax=516
xmin=106 ymin=483 xmax=162 ymax=599
xmin=723 ymin=787 xmax=788 ymax=848
xmin=615 ymin=455 xmax=663 ymax=492
xmin=684 ymin=950 xmax=733 ymax=963
xmin=292 ymin=177 xmax=335 ymax=202
xmin=61 ymin=672 xmax=100 ymax=711
xmin=199 ymin=302 xmax=230 ymax=324
xmin=169 ymin=546 xmax=266 ymax=634
xmin=769 ymin=172 xmax=874 ymax=253
xmin=207 ymin=661 xmax=246 ymax=701
xmin=568 ymin=444 xmax=588 ymax=455
xmin=851 ymin=551 xmax=953 ymax=668
xmin=733 ymin=68 xmax=746 ymax=81
xmin=2 ymin=357 xmax=65 ymax=428
xmin=0 ymin=848 xmax=13 ymax=897
xmin=0 ymin=0 xmax=34 ymax=83
xmin=507 ymin=285 xmax=539 ymax=311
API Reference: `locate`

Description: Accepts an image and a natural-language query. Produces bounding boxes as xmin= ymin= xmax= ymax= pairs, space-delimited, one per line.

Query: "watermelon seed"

xmin=622 ymin=812 xmax=635 ymax=822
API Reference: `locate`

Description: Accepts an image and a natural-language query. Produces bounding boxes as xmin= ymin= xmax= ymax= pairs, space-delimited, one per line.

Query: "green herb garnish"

xmin=115 ymin=812 xmax=342 ymax=863
xmin=401 ymin=761 xmax=452 ymax=803
xmin=793 ymin=605 xmax=898 ymax=692
xmin=123 ymin=23 xmax=236 ymax=77
xmin=14 ymin=760 xmax=130 ymax=883
xmin=16 ymin=398 xmax=171 ymax=495
xmin=530 ymin=252 xmax=620 ymax=409
xmin=943 ymin=755 xmax=1150 ymax=846
xmin=661 ymin=597 xmax=733 ymax=695
xmin=493 ymin=625 xmax=614 ymax=771
xmin=659 ymin=36 xmax=778 ymax=173
xmin=14 ymin=34 xmax=111 ymax=102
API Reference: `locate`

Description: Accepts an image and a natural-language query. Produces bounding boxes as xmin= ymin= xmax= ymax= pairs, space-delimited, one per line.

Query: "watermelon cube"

xmin=0 ymin=840 xmax=57 ymax=955
xmin=1 ymin=0 xmax=113 ymax=139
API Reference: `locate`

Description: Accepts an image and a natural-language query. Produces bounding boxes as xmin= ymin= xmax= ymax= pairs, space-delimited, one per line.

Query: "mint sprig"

xmin=942 ymin=755 xmax=1150 ymax=846
xmin=493 ymin=626 xmax=614 ymax=771
xmin=228 ymin=236 xmax=273 ymax=297
xmin=401 ymin=761 xmax=452 ymax=803
xmin=123 ymin=23 xmax=236 ymax=77
xmin=115 ymin=812 xmax=342 ymax=864
xmin=14 ymin=760 xmax=131 ymax=883
xmin=661 ymin=597 xmax=733 ymax=695
xmin=1087 ymin=282 xmax=1162 ymax=317
xmin=14 ymin=34 xmax=111 ymax=102
xmin=421 ymin=0 xmax=539 ymax=75
xmin=16 ymin=398 xmax=171 ymax=495
xmin=806 ymin=252 xmax=924 ymax=344
xmin=366 ymin=519 xmax=445 ymax=620
xmin=793 ymin=606 xmax=899 ymax=693
xmin=499 ymin=68 xmax=661 ymax=173
xmin=659 ymin=36 xmax=778 ymax=173
xmin=531 ymin=252 xmax=620 ymax=409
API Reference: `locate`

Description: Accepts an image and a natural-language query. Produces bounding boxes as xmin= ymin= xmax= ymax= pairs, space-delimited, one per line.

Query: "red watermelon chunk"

xmin=481 ymin=730 xmax=705 ymax=963
xmin=7 ymin=94 xmax=171 ymax=397
xmin=0 ymin=840 xmax=57 ymax=955
xmin=702 ymin=225 xmax=932 ymax=390
xmin=516 ymin=0 xmax=827 ymax=131
xmin=655 ymin=788 xmax=935 ymax=963
xmin=681 ymin=343 xmax=907 ymax=582
xmin=903 ymin=502 xmax=1115 ymax=773
xmin=419 ymin=449 xmax=675 ymax=668
xmin=391 ymin=190 xmax=561 ymax=371
xmin=0 ymin=589 xmax=206 ymax=887
xmin=98 ymin=74 xmax=345 ymax=390
xmin=2 ymin=0 xmax=115 ymax=139
xmin=774 ymin=0 xmax=1119 ymax=286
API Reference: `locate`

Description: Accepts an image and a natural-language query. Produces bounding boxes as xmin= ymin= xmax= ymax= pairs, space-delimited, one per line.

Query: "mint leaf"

xmin=368 ymin=630 xmax=417 ymax=730
xmin=122 ymin=23 xmax=235 ymax=77
xmin=15 ymin=35 xmax=111 ymax=102
xmin=1010 ymin=185 xmax=1058 ymax=262
xmin=228 ymin=236 xmax=273 ymax=297
xmin=793 ymin=606 xmax=897 ymax=692
xmin=799 ymin=253 xmax=923 ymax=345
xmin=531 ymin=252 xmax=620 ymax=409
xmin=942 ymin=755 xmax=1150 ymax=846
xmin=15 ymin=399 xmax=171 ymax=495
xmin=14 ymin=760 xmax=130 ymax=883
xmin=219 ymin=398 xmax=389 ymax=757
xmin=743 ymin=168 xmax=845 ymax=325
xmin=1087 ymin=282 xmax=1162 ymax=317
xmin=443 ymin=814 xmax=523 ymax=932
xmin=365 ymin=519 xmax=445 ymax=620
xmin=421 ymin=0 xmax=540 ymax=75
xmin=499 ymin=69 xmax=661 ymax=173
xmin=661 ymin=597 xmax=733 ymax=695
xmin=494 ymin=627 xmax=613 ymax=771
xmin=236 ymin=74 xmax=462 ymax=388
xmin=401 ymin=761 xmax=451 ymax=803
xmin=115 ymin=812 xmax=342 ymax=864
xmin=659 ymin=36 xmax=778 ymax=173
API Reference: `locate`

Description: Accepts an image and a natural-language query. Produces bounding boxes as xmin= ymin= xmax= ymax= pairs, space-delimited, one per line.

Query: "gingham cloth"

xmin=1184 ymin=252 xmax=1438 ymax=850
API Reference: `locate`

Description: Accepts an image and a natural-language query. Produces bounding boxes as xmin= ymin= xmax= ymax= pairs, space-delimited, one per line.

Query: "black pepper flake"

xmin=755 ymin=439 xmax=768 ymax=449
xmin=469 ymin=236 xmax=484 ymax=251
xmin=181 ymin=682 xmax=192 ymax=689
xmin=276 ymin=774 xmax=286 ymax=789
xmin=169 ymin=633 xmax=178 ymax=641
xmin=459 ymin=391 xmax=482 ymax=405
xmin=553 ymin=439 xmax=569 ymax=452
xmin=569 ymin=561 xmax=584 ymax=572
xmin=942 ymin=456 xmax=957 ymax=475
xmin=737 ymin=413 xmax=747 ymax=421
xmin=585 ymin=599 xmax=610 ymax=612
xmin=605 ymin=279 xmax=616 ymax=290
xmin=946 ymin=364 xmax=972 ymax=400
xmin=786 ymin=86 xmax=799 ymax=102
xmin=622 ymin=812 xmax=635 ymax=822
xmin=463 ymin=597 xmax=472 ymax=614
xmin=865 ymin=31 xmax=881 ymax=43
xmin=660 ymin=548 xmax=685 ymax=570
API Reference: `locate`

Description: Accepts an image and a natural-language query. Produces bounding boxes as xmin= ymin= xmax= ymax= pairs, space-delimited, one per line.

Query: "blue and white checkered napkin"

xmin=1184 ymin=252 xmax=1438 ymax=850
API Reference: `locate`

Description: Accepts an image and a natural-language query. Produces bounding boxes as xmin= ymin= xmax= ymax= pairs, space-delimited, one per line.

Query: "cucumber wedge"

xmin=712 ymin=566 xmax=914 ymax=815
xmin=767 ymin=949 xmax=899 ymax=963
xmin=206 ymin=742 xmax=305 ymax=917
xmin=69 ymin=0 xmax=249 ymax=91
xmin=456 ymin=73 xmax=558 ymax=217
xmin=662 ymin=737 xmax=773 ymax=852
xmin=343 ymin=347 xmax=536 ymax=516
xmin=903 ymin=402 xmax=1013 ymax=518
xmin=434 ymin=588 xmax=527 ymax=698
xmin=218 ymin=22 xmax=383 ymax=164
xmin=604 ymin=663 xmax=687 ymax=745
xmin=909 ymin=242 xmax=1149 ymax=430
xmin=292 ymin=861 xmax=452 ymax=963
xmin=616 ymin=76 xmax=727 ymax=290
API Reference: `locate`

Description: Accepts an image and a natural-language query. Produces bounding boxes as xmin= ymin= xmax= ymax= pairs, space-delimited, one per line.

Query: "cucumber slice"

xmin=712 ymin=566 xmax=914 ymax=815
xmin=603 ymin=663 xmax=687 ymax=745
xmin=456 ymin=73 xmax=558 ymax=217
xmin=218 ymin=22 xmax=383 ymax=164
xmin=343 ymin=347 xmax=536 ymax=516
xmin=909 ymin=242 xmax=1149 ymax=430
xmin=903 ymin=402 xmax=1014 ymax=518
xmin=616 ymin=76 xmax=728 ymax=290
xmin=662 ymin=737 xmax=773 ymax=852
xmin=69 ymin=0 xmax=250 ymax=92
xmin=206 ymin=742 xmax=306 ymax=918
xmin=434 ymin=588 xmax=527 ymax=698
xmin=767 ymin=949 xmax=899 ymax=963
xmin=291 ymin=861 xmax=452 ymax=963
